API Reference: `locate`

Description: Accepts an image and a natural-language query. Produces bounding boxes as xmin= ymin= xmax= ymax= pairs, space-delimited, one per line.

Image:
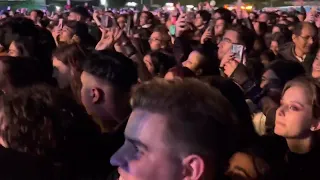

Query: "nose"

xmin=276 ymin=105 xmax=286 ymax=117
xmin=110 ymin=149 xmax=127 ymax=168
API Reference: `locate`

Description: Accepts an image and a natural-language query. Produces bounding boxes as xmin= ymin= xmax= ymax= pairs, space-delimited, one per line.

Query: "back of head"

xmin=82 ymin=50 xmax=137 ymax=92
xmin=0 ymin=56 xmax=51 ymax=93
xmin=70 ymin=6 xmax=90 ymax=20
xmin=265 ymin=60 xmax=306 ymax=87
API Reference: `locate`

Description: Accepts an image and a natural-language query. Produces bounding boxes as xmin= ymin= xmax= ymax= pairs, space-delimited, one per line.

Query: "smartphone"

xmin=207 ymin=19 xmax=215 ymax=32
xmin=169 ymin=25 xmax=176 ymax=36
xmin=231 ymin=44 xmax=245 ymax=63
xmin=58 ymin=18 xmax=63 ymax=30
xmin=101 ymin=15 xmax=113 ymax=28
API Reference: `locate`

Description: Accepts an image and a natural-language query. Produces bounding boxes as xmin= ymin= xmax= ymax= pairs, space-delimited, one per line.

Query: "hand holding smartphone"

xmin=231 ymin=44 xmax=245 ymax=63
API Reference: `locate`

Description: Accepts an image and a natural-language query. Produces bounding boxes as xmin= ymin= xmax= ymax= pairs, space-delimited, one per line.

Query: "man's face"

xmin=194 ymin=14 xmax=204 ymax=28
xmin=139 ymin=13 xmax=149 ymax=26
xmin=293 ymin=25 xmax=316 ymax=54
xmin=110 ymin=109 xmax=183 ymax=180
xmin=30 ymin=11 xmax=38 ymax=23
xmin=68 ymin=12 xmax=80 ymax=21
xmin=258 ymin=13 xmax=268 ymax=23
xmin=218 ymin=30 xmax=240 ymax=60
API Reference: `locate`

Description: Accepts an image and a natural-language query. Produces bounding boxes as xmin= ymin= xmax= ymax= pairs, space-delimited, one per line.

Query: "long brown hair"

xmin=52 ymin=43 xmax=87 ymax=104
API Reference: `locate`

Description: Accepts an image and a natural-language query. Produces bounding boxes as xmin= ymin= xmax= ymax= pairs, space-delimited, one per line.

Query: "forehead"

xmin=301 ymin=25 xmax=316 ymax=36
xmin=151 ymin=31 xmax=161 ymax=37
xmin=216 ymin=19 xmax=225 ymax=24
xmin=224 ymin=30 xmax=239 ymax=43
xmin=283 ymin=85 xmax=310 ymax=105
xmin=125 ymin=109 xmax=168 ymax=145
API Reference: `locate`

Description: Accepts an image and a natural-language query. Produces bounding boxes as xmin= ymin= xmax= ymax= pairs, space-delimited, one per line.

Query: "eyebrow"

xmin=125 ymin=136 xmax=149 ymax=151
xmin=290 ymin=101 xmax=306 ymax=107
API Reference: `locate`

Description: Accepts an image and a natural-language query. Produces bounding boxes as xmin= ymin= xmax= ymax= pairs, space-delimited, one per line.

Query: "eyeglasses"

xmin=299 ymin=35 xmax=316 ymax=42
xmin=149 ymin=37 xmax=162 ymax=42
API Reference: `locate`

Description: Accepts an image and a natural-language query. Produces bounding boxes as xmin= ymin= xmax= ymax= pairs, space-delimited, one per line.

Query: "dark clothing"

xmin=0 ymin=146 xmax=58 ymax=180
xmin=278 ymin=42 xmax=315 ymax=74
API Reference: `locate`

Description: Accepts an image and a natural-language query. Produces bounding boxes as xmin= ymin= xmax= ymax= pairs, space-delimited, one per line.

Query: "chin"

xmin=274 ymin=126 xmax=285 ymax=137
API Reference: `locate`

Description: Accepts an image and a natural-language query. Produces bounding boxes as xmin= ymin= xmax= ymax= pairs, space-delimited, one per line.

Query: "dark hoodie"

xmin=277 ymin=42 xmax=315 ymax=74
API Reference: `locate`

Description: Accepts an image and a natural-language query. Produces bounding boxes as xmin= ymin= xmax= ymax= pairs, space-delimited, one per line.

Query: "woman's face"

xmin=8 ymin=41 xmax=20 ymax=57
xmin=270 ymin=41 xmax=279 ymax=55
xmin=312 ymin=51 xmax=320 ymax=78
xmin=143 ymin=55 xmax=154 ymax=74
xmin=260 ymin=69 xmax=278 ymax=89
xmin=117 ymin=17 xmax=126 ymax=29
xmin=59 ymin=26 xmax=74 ymax=42
xmin=275 ymin=85 xmax=315 ymax=138
xmin=52 ymin=56 xmax=71 ymax=89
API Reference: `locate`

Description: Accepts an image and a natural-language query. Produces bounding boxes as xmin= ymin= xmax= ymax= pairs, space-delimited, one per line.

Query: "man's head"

xmin=258 ymin=12 xmax=269 ymax=23
xmin=30 ymin=10 xmax=43 ymax=24
xmin=80 ymin=50 xmax=137 ymax=126
xmin=68 ymin=6 xmax=90 ymax=22
xmin=218 ymin=25 xmax=255 ymax=60
xmin=149 ymin=26 xmax=170 ymax=51
xmin=111 ymin=78 xmax=237 ymax=180
xmin=194 ymin=10 xmax=211 ymax=29
xmin=139 ymin=11 xmax=153 ymax=26
xmin=292 ymin=22 xmax=317 ymax=55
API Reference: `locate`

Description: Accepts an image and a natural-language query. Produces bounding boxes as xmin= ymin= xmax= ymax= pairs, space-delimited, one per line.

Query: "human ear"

xmin=182 ymin=154 xmax=205 ymax=180
xmin=91 ymin=88 xmax=103 ymax=104
xmin=310 ymin=119 xmax=320 ymax=132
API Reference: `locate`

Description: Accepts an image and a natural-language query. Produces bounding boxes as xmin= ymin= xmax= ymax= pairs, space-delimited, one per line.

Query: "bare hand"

xmin=175 ymin=14 xmax=187 ymax=37
xmin=223 ymin=59 xmax=239 ymax=77
xmin=200 ymin=27 xmax=212 ymax=44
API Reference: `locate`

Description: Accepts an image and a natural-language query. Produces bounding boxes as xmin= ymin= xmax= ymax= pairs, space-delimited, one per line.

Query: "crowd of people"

xmin=0 ymin=2 xmax=318 ymax=180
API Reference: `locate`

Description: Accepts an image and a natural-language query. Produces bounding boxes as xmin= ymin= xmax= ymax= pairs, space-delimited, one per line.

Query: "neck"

xmin=198 ymin=25 xmax=205 ymax=30
xmin=294 ymin=46 xmax=305 ymax=59
xmin=286 ymin=135 xmax=314 ymax=154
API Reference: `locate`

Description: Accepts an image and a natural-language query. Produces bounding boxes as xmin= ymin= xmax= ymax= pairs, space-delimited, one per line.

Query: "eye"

xmin=289 ymin=105 xmax=299 ymax=111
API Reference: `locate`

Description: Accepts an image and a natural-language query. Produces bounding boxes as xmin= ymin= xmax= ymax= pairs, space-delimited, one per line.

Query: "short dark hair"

xmin=214 ymin=8 xmax=232 ymax=23
xmin=31 ymin=9 xmax=44 ymax=19
xmin=82 ymin=50 xmax=137 ymax=92
xmin=130 ymin=78 xmax=239 ymax=177
xmin=227 ymin=25 xmax=256 ymax=54
xmin=70 ymin=6 xmax=90 ymax=19
xmin=197 ymin=10 xmax=211 ymax=23
xmin=292 ymin=22 xmax=317 ymax=36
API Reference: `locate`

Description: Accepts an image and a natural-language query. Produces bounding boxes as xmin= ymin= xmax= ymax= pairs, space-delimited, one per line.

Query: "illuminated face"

xmin=275 ymin=85 xmax=315 ymax=138
xmin=110 ymin=109 xmax=184 ymax=180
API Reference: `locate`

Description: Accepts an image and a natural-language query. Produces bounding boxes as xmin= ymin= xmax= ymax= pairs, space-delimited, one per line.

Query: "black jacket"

xmin=0 ymin=146 xmax=58 ymax=180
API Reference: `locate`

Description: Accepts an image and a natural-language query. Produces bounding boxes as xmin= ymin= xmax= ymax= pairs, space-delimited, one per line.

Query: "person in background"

xmin=80 ymin=50 xmax=138 ymax=176
xmin=278 ymin=22 xmax=317 ymax=74
xmin=29 ymin=9 xmax=43 ymax=27
xmin=148 ymin=26 xmax=171 ymax=52
xmin=312 ymin=48 xmax=320 ymax=79
xmin=193 ymin=10 xmax=211 ymax=39
xmin=52 ymin=43 xmax=87 ymax=104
